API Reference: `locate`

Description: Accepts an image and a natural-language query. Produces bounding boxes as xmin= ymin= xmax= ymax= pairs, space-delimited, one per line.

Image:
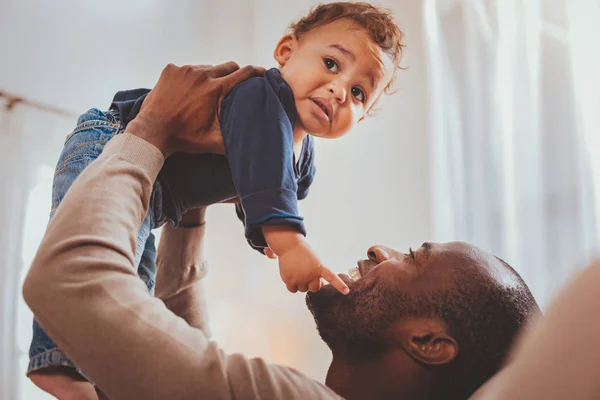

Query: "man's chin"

xmin=305 ymin=280 xmax=386 ymax=357
xmin=305 ymin=288 xmax=342 ymax=346
xmin=305 ymin=274 xmax=354 ymax=319
xmin=305 ymin=277 xmax=349 ymax=315
xmin=305 ymin=285 xmax=336 ymax=319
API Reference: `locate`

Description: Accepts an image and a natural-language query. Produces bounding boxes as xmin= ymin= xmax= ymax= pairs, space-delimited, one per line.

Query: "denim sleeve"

xmin=220 ymin=77 xmax=304 ymax=249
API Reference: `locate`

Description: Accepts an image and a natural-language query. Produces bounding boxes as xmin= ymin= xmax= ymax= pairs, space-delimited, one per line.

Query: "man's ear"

xmin=273 ymin=34 xmax=297 ymax=66
xmin=405 ymin=329 xmax=458 ymax=366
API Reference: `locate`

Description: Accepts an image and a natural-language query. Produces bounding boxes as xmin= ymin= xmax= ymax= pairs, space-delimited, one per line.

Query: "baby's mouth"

xmin=310 ymin=98 xmax=331 ymax=121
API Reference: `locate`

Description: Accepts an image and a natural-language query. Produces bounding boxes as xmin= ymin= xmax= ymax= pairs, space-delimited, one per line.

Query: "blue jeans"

xmin=27 ymin=109 xmax=159 ymax=379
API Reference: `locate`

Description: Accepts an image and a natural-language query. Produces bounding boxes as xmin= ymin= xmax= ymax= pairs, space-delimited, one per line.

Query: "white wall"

xmin=0 ymin=0 xmax=431 ymax=388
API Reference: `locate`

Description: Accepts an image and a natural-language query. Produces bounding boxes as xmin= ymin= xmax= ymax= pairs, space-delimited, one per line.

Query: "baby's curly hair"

xmin=289 ymin=2 xmax=405 ymax=95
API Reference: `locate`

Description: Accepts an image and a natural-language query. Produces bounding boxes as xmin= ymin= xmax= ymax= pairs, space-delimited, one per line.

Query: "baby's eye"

xmin=323 ymin=57 xmax=339 ymax=73
xmin=351 ymin=87 xmax=366 ymax=102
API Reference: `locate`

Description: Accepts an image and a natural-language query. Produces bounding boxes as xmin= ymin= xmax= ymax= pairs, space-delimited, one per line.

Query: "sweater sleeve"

xmin=22 ymin=133 xmax=342 ymax=400
xmin=219 ymin=74 xmax=305 ymax=250
xmin=155 ymin=223 xmax=211 ymax=334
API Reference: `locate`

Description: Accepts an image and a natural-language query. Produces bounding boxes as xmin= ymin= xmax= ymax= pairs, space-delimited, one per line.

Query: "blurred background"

xmin=1 ymin=0 xmax=599 ymax=398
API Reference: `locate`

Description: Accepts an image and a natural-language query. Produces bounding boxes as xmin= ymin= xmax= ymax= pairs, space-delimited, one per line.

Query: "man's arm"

xmin=155 ymin=209 xmax=211 ymax=335
xmin=23 ymin=133 xmax=339 ymax=400
xmin=23 ymin=63 xmax=340 ymax=400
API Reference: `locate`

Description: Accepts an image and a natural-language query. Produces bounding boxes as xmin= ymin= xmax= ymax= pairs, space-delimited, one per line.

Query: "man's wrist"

xmin=179 ymin=208 xmax=208 ymax=228
xmin=126 ymin=116 xmax=171 ymax=158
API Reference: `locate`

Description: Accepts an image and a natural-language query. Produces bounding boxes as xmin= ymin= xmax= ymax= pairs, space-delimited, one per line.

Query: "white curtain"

xmin=0 ymin=98 xmax=73 ymax=400
xmin=424 ymin=0 xmax=600 ymax=306
xmin=0 ymin=100 xmax=28 ymax=400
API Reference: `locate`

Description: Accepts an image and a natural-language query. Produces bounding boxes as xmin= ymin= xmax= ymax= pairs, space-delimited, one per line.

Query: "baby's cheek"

xmin=282 ymin=74 xmax=303 ymax=98
xmin=331 ymin=119 xmax=355 ymax=139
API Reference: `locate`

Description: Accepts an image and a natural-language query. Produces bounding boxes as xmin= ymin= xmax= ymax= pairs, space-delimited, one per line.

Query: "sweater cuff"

xmin=101 ymin=133 xmax=164 ymax=183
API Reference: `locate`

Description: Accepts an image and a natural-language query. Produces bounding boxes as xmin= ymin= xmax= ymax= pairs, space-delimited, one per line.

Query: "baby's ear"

xmin=273 ymin=34 xmax=297 ymax=66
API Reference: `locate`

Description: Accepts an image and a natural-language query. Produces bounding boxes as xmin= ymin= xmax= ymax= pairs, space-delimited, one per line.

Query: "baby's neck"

xmin=293 ymin=127 xmax=308 ymax=145
xmin=293 ymin=128 xmax=309 ymax=162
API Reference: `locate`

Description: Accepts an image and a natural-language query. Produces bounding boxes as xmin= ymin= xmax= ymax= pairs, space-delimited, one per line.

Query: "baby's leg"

xmin=135 ymin=213 xmax=157 ymax=295
xmin=28 ymin=108 xmax=119 ymax=397
xmin=27 ymin=108 xmax=158 ymax=397
xmin=28 ymin=108 xmax=161 ymax=397
xmin=29 ymin=213 xmax=156 ymax=399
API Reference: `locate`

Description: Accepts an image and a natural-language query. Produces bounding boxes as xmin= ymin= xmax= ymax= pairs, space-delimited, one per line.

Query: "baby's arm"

xmin=262 ymin=226 xmax=349 ymax=294
xmin=220 ymin=71 xmax=347 ymax=295
xmin=220 ymin=74 xmax=304 ymax=249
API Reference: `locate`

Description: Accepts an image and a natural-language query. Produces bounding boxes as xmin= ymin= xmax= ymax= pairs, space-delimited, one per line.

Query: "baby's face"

xmin=275 ymin=19 xmax=395 ymax=139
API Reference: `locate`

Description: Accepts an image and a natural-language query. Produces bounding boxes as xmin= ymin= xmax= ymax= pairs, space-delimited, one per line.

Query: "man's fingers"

xmin=219 ymin=65 xmax=266 ymax=95
xmin=308 ymin=278 xmax=322 ymax=292
xmin=298 ymin=284 xmax=309 ymax=293
xmin=210 ymin=61 xmax=240 ymax=78
xmin=286 ymin=283 xmax=298 ymax=293
xmin=320 ymin=266 xmax=350 ymax=295
xmin=264 ymin=248 xmax=278 ymax=259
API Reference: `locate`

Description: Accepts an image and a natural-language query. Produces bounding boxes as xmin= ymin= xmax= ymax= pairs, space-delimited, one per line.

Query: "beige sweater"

xmin=23 ymin=133 xmax=342 ymax=400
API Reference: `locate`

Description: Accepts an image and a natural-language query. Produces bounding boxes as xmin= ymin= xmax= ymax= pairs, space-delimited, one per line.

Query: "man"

xmin=23 ymin=62 xmax=539 ymax=399
xmin=308 ymin=242 xmax=539 ymax=399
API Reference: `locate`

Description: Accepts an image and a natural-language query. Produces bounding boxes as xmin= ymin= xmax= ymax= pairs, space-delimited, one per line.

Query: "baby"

xmin=28 ymin=2 xmax=404 ymax=398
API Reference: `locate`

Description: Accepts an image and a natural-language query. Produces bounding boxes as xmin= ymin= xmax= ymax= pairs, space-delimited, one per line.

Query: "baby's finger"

xmin=320 ymin=266 xmax=350 ymax=295
xmin=308 ymin=277 xmax=322 ymax=292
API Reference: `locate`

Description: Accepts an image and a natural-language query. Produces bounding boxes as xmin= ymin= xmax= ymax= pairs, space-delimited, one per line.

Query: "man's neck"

xmin=326 ymin=350 xmax=432 ymax=400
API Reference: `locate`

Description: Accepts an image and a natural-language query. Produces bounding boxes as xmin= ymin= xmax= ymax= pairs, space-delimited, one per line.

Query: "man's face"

xmin=306 ymin=241 xmax=521 ymax=356
xmin=275 ymin=19 xmax=395 ymax=139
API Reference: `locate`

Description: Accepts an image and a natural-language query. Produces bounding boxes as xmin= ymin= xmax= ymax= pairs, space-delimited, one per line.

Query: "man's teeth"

xmin=348 ymin=267 xmax=362 ymax=282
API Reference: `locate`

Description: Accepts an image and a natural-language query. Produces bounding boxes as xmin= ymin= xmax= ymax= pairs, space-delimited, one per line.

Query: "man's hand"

xmin=127 ymin=62 xmax=265 ymax=157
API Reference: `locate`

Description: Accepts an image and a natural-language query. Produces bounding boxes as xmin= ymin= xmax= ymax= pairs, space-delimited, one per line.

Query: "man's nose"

xmin=367 ymin=245 xmax=392 ymax=263
xmin=328 ymin=80 xmax=347 ymax=103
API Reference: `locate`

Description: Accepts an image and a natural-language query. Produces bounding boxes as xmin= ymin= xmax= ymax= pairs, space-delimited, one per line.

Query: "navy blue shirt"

xmin=111 ymin=68 xmax=316 ymax=252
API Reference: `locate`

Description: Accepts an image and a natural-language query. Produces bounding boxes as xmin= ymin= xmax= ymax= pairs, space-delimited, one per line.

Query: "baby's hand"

xmin=278 ymin=241 xmax=349 ymax=295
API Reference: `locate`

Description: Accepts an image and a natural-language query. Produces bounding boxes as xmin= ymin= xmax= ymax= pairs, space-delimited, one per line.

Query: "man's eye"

xmin=351 ymin=87 xmax=366 ymax=102
xmin=323 ymin=57 xmax=339 ymax=73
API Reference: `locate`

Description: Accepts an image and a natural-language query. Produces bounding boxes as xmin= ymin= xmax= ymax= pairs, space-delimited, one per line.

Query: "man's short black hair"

xmin=403 ymin=259 xmax=540 ymax=399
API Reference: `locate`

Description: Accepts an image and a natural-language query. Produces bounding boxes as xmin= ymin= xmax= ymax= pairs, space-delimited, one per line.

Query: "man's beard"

xmin=306 ymin=279 xmax=418 ymax=360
